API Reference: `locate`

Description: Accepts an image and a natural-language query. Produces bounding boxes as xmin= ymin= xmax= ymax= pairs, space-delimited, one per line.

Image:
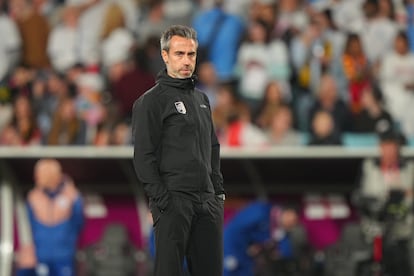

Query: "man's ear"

xmin=161 ymin=50 xmax=169 ymax=64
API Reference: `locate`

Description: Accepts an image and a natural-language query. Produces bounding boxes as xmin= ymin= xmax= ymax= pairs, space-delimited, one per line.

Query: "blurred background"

xmin=2 ymin=0 xmax=414 ymax=275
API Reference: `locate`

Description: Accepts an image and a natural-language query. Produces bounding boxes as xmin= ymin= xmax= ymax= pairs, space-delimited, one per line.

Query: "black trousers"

xmin=150 ymin=193 xmax=224 ymax=276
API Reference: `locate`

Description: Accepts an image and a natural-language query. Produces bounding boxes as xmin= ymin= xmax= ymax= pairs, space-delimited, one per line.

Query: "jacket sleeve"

xmin=209 ymin=104 xmax=224 ymax=195
xmin=132 ymin=96 xmax=169 ymax=208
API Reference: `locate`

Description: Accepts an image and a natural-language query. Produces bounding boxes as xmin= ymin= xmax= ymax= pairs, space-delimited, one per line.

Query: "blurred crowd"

xmin=1 ymin=0 xmax=414 ymax=147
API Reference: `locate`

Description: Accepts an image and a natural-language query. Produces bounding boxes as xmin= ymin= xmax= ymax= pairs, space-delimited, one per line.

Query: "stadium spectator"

xmin=308 ymin=74 xmax=352 ymax=134
xmin=195 ymin=61 xmax=220 ymax=109
xmin=342 ymin=33 xmax=371 ymax=113
xmin=379 ymin=31 xmax=414 ymax=138
xmin=47 ymin=4 xmax=81 ymax=73
xmin=378 ymin=0 xmax=396 ymax=21
xmin=275 ymin=0 xmax=308 ymax=43
xmin=219 ymin=0 xmax=251 ymax=18
xmin=33 ymin=71 xmax=71 ymax=142
xmin=290 ymin=15 xmax=333 ymax=132
xmin=291 ymin=7 xmax=343 ymax=96
xmin=0 ymin=1 xmax=21 ymax=82
xmin=224 ymin=118 xmax=269 ymax=147
xmin=193 ymin=0 xmax=245 ymax=80
xmin=135 ymin=0 xmax=173 ymax=47
xmin=162 ymin=0 xmax=194 ymax=26
xmin=75 ymin=0 xmax=108 ymax=67
xmin=352 ymin=84 xmax=394 ymax=134
xmin=331 ymin=0 xmax=365 ymax=33
xmin=75 ymin=72 xmax=106 ymax=143
xmin=235 ymin=18 xmax=290 ymax=112
xmin=254 ymin=80 xmax=288 ymax=129
xmin=0 ymin=124 xmax=22 ymax=145
xmin=308 ymin=110 xmax=342 ymax=146
xmin=0 ymin=99 xmax=13 ymax=135
xmin=110 ymin=119 xmax=131 ymax=145
xmin=10 ymin=0 xmax=50 ymax=69
xmin=8 ymin=64 xmax=36 ymax=98
xmin=109 ymin=0 xmax=140 ymax=33
xmin=47 ymin=97 xmax=87 ymax=145
xmin=64 ymin=63 xmax=85 ymax=97
xmin=108 ymin=47 xmax=155 ymax=121
xmin=100 ymin=2 xmax=134 ymax=70
xmin=290 ymin=13 xmax=322 ymax=94
xmin=211 ymin=82 xmax=268 ymax=147
xmin=248 ymin=0 xmax=277 ymax=30
xmin=1 ymin=94 xmax=41 ymax=145
xmin=312 ymin=6 xmax=347 ymax=95
xmin=360 ymin=0 xmax=398 ymax=65
xmin=265 ymin=105 xmax=302 ymax=146
xmin=211 ymin=82 xmax=250 ymax=141
xmin=93 ymin=122 xmax=112 ymax=146
xmin=31 ymin=0 xmax=59 ymax=20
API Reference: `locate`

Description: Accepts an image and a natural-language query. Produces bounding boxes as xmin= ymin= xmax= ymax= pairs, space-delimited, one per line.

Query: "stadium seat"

xmin=342 ymin=133 xmax=379 ymax=148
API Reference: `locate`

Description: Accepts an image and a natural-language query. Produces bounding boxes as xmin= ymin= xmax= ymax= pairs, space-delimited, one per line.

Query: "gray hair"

xmin=160 ymin=25 xmax=198 ymax=52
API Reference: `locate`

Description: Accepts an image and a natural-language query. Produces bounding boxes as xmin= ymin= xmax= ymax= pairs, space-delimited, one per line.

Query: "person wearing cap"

xmin=132 ymin=25 xmax=225 ymax=276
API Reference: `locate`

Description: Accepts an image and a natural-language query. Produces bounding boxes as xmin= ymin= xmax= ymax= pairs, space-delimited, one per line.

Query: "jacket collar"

xmin=156 ymin=69 xmax=197 ymax=91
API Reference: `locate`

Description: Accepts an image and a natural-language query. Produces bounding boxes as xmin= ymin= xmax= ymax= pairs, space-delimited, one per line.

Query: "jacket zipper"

xmin=189 ymin=92 xmax=204 ymax=203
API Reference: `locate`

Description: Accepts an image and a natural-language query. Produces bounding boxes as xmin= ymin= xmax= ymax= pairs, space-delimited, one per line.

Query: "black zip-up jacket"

xmin=132 ymin=70 xmax=224 ymax=209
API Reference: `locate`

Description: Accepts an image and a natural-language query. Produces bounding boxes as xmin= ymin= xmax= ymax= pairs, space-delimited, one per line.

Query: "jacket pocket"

xmin=149 ymin=199 xmax=162 ymax=227
xmin=149 ymin=194 xmax=171 ymax=227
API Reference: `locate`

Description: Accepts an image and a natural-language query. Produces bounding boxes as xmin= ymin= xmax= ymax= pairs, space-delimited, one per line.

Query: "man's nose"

xmin=183 ymin=55 xmax=192 ymax=64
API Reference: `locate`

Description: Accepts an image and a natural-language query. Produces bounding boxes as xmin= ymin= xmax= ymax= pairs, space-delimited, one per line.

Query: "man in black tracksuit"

xmin=132 ymin=25 xmax=225 ymax=276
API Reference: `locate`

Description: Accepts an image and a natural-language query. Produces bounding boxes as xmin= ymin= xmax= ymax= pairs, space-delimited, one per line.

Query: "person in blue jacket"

xmin=223 ymin=200 xmax=301 ymax=276
xmin=17 ymin=159 xmax=84 ymax=276
xmin=192 ymin=0 xmax=245 ymax=81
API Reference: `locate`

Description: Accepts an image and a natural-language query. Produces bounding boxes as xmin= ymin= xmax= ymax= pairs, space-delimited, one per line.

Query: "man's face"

xmin=34 ymin=160 xmax=61 ymax=190
xmin=162 ymin=35 xmax=197 ymax=79
xmin=380 ymin=141 xmax=400 ymax=164
xmin=280 ymin=209 xmax=298 ymax=231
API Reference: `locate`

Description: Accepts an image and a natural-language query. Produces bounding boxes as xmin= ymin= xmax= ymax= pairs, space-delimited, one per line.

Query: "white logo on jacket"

xmin=174 ymin=101 xmax=187 ymax=114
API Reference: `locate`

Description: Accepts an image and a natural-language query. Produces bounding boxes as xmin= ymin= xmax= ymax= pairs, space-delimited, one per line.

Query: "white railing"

xmin=0 ymin=145 xmax=399 ymax=159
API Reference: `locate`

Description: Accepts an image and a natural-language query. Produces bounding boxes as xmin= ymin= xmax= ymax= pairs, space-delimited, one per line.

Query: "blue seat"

xmin=342 ymin=133 xmax=379 ymax=148
xmin=298 ymin=132 xmax=310 ymax=145
xmin=407 ymin=137 xmax=414 ymax=147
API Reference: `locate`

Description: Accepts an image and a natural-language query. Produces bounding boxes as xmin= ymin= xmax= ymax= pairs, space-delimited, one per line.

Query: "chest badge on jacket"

xmin=175 ymin=101 xmax=187 ymax=114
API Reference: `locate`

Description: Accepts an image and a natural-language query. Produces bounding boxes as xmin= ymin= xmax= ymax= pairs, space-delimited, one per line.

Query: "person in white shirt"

xmin=0 ymin=7 xmax=21 ymax=81
xmin=360 ymin=0 xmax=398 ymax=65
xmin=76 ymin=0 xmax=106 ymax=67
xmin=331 ymin=0 xmax=365 ymax=33
xmin=380 ymin=31 xmax=414 ymax=137
xmin=47 ymin=4 xmax=80 ymax=72
xmin=235 ymin=18 xmax=290 ymax=112
xmin=66 ymin=0 xmax=138 ymax=68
